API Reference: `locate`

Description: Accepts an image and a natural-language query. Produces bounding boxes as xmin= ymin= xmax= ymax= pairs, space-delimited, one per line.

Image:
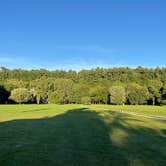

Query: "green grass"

xmin=89 ymin=105 xmax=166 ymax=117
xmin=0 ymin=104 xmax=166 ymax=166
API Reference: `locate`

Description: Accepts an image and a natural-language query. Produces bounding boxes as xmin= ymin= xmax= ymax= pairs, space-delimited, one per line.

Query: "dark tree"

xmin=0 ymin=85 xmax=10 ymax=104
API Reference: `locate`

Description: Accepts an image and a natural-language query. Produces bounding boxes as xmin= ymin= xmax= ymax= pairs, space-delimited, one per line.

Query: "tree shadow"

xmin=0 ymin=108 xmax=165 ymax=166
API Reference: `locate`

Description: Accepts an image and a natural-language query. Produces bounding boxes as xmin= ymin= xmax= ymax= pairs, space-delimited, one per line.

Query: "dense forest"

xmin=0 ymin=66 xmax=166 ymax=105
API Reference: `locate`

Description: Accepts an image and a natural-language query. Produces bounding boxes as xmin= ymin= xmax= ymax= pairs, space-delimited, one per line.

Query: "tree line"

xmin=0 ymin=66 xmax=166 ymax=105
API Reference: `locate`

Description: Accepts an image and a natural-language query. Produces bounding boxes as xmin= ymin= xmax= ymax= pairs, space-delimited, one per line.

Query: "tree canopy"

xmin=0 ymin=66 xmax=166 ymax=105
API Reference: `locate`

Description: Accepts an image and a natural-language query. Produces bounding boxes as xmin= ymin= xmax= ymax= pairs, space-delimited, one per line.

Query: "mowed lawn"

xmin=0 ymin=105 xmax=166 ymax=166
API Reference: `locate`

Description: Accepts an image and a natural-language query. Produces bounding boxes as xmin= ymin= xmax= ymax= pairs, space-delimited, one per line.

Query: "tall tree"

xmin=146 ymin=80 xmax=163 ymax=105
xmin=126 ymin=83 xmax=149 ymax=105
xmin=9 ymin=88 xmax=32 ymax=104
xmin=54 ymin=79 xmax=73 ymax=104
xmin=109 ymin=86 xmax=126 ymax=105
xmin=90 ymin=86 xmax=108 ymax=104
xmin=30 ymin=78 xmax=51 ymax=104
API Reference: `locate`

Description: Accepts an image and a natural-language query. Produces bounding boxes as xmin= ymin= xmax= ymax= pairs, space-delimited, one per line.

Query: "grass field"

xmin=0 ymin=104 xmax=166 ymax=166
xmin=90 ymin=105 xmax=166 ymax=117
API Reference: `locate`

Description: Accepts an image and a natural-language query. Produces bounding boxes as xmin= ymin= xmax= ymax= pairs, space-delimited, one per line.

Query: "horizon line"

xmin=1 ymin=65 xmax=166 ymax=72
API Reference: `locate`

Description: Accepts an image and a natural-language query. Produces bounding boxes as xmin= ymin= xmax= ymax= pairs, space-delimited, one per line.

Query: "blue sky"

xmin=0 ymin=0 xmax=166 ymax=70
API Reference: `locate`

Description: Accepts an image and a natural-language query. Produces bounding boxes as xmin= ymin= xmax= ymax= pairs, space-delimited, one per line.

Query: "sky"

xmin=0 ymin=0 xmax=166 ymax=70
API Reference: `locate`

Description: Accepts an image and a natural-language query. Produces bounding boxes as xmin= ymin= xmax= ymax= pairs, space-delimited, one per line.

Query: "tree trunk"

xmin=152 ymin=97 xmax=155 ymax=105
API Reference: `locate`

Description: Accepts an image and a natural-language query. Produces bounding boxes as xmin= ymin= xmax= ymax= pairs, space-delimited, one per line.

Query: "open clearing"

xmin=0 ymin=104 xmax=166 ymax=166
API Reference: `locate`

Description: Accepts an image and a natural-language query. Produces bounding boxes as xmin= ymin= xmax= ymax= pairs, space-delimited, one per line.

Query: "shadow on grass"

xmin=0 ymin=108 xmax=165 ymax=166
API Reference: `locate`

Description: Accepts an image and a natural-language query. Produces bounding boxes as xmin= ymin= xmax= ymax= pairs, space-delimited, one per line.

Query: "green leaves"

xmin=126 ymin=83 xmax=149 ymax=105
xmin=109 ymin=86 xmax=126 ymax=105
xmin=1 ymin=67 xmax=166 ymax=105
xmin=9 ymin=88 xmax=32 ymax=104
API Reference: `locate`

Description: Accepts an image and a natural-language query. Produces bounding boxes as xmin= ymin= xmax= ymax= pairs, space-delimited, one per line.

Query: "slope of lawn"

xmin=0 ymin=104 xmax=166 ymax=166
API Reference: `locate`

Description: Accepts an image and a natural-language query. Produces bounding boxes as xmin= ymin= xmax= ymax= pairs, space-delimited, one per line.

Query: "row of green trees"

xmin=0 ymin=67 xmax=166 ymax=105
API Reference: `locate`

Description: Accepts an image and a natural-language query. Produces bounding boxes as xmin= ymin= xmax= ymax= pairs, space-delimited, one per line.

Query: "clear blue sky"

xmin=0 ymin=0 xmax=166 ymax=70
